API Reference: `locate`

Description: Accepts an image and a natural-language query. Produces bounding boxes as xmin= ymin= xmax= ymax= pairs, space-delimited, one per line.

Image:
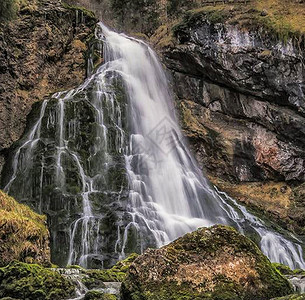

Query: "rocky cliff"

xmin=154 ymin=3 xmax=305 ymax=235
xmin=0 ymin=0 xmax=97 ymax=173
xmin=62 ymin=0 xmax=305 ymax=236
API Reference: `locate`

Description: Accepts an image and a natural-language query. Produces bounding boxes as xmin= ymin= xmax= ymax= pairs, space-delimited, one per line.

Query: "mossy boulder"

xmin=121 ymin=225 xmax=293 ymax=300
xmin=0 ymin=261 xmax=75 ymax=299
xmin=0 ymin=190 xmax=50 ymax=266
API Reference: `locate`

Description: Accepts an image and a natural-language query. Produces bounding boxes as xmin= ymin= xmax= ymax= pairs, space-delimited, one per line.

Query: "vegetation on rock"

xmin=82 ymin=253 xmax=138 ymax=288
xmin=0 ymin=190 xmax=50 ymax=266
xmin=0 ymin=0 xmax=18 ymax=22
xmin=122 ymin=225 xmax=293 ymax=300
xmin=0 ymin=261 xmax=75 ymax=300
xmin=84 ymin=290 xmax=117 ymax=300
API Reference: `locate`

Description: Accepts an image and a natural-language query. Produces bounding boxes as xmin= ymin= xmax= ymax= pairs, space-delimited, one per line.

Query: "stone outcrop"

xmin=155 ymin=5 xmax=305 ymax=234
xmin=0 ymin=0 xmax=97 ymax=173
xmin=0 ymin=190 xmax=50 ymax=267
xmin=121 ymin=225 xmax=293 ymax=300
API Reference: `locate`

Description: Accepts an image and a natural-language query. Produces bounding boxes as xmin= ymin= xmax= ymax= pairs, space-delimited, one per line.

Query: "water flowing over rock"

xmin=2 ymin=22 xmax=305 ymax=270
xmin=157 ymin=7 xmax=305 ymax=235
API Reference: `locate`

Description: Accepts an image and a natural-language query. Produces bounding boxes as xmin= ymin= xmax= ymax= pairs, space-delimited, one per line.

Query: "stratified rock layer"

xmin=121 ymin=225 xmax=293 ymax=300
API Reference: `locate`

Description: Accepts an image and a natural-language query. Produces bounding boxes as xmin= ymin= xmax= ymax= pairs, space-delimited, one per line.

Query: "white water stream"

xmin=98 ymin=23 xmax=305 ymax=269
xmin=3 ymin=22 xmax=305 ymax=270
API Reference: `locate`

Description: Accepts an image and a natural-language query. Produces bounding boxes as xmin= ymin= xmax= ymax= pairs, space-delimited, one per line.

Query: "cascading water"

xmin=2 ymin=22 xmax=305 ymax=269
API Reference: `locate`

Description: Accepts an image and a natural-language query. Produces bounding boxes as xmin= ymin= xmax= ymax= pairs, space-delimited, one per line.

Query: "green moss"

xmin=82 ymin=253 xmax=138 ymax=289
xmin=173 ymin=6 xmax=228 ymax=36
xmin=271 ymin=295 xmax=305 ymax=300
xmin=272 ymin=263 xmax=294 ymax=275
xmin=84 ymin=290 xmax=117 ymax=299
xmin=122 ymin=225 xmax=293 ymax=300
xmin=0 ymin=190 xmax=50 ymax=266
xmin=62 ymin=2 xmax=96 ymax=20
xmin=0 ymin=261 xmax=75 ymax=300
xmin=0 ymin=0 xmax=18 ymax=22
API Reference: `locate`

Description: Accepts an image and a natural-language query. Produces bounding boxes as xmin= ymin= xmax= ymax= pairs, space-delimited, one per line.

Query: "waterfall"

xmin=2 ymin=22 xmax=305 ymax=269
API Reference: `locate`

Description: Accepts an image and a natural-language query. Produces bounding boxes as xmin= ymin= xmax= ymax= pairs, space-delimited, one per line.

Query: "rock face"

xmin=164 ymin=11 xmax=305 ymax=183
xmin=0 ymin=0 xmax=97 ymax=173
xmin=155 ymin=6 xmax=305 ymax=234
xmin=0 ymin=190 xmax=50 ymax=267
xmin=121 ymin=225 xmax=293 ymax=300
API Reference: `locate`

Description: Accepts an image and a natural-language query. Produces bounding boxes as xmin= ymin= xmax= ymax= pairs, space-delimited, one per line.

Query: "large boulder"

xmin=121 ymin=225 xmax=293 ymax=300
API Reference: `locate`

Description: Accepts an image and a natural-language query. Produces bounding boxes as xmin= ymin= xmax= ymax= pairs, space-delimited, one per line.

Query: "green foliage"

xmin=0 ymin=0 xmax=18 ymax=22
xmin=0 ymin=261 xmax=75 ymax=300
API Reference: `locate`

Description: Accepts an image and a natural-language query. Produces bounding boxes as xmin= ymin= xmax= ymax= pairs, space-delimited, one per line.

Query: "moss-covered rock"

xmin=0 ymin=190 xmax=50 ymax=266
xmin=82 ymin=253 xmax=138 ymax=288
xmin=0 ymin=261 xmax=75 ymax=300
xmin=121 ymin=225 xmax=293 ymax=300
xmin=84 ymin=290 xmax=117 ymax=300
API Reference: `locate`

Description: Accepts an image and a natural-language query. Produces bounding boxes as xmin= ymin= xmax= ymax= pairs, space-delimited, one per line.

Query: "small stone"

xmin=261 ymin=10 xmax=268 ymax=16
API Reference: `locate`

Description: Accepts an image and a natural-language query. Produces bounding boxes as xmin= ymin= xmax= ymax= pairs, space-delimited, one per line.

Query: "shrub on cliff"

xmin=0 ymin=0 xmax=18 ymax=22
xmin=121 ymin=225 xmax=293 ymax=300
xmin=0 ymin=190 xmax=50 ymax=266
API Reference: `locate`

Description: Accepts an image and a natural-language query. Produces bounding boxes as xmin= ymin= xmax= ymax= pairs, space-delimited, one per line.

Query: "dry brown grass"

xmin=255 ymin=0 xmax=305 ymax=35
xmin=0 ymin=190 xmax=50 ymax=266
xmin=209 ymin=176 xmax=292 ymax=218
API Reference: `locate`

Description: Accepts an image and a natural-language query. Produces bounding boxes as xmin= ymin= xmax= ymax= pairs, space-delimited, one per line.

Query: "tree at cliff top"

xmin=0 ymin=190 xmax=50 ymax=266
xmin=122 ymin=225 xmax=293 ymax=300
